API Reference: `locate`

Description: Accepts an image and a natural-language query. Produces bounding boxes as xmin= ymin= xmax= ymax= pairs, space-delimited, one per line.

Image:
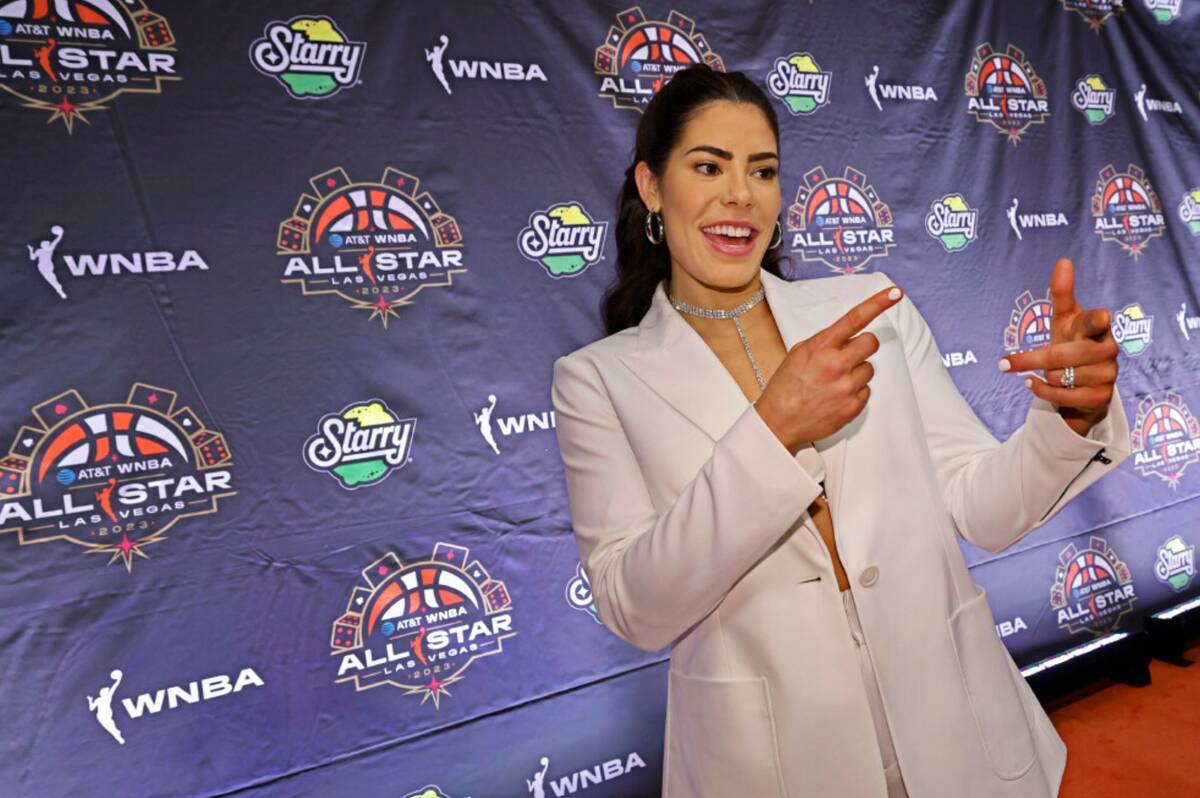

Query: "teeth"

xmin=702 ymin=224 xmax=752 ymax=238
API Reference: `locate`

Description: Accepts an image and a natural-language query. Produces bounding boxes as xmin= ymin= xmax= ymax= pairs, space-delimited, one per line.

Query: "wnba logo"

xmin=1050 ymin=537 xmax=1137 ymax=635
xmin=594 ymin=7 xmax=724 ymax=113
xmin=1003 ymin=290 xmax=1054 ymax=360
xmin=276 ymin=166 xmax=466 ymax=328
xmin=1091 ymin=163 xmax=1165 ymax=258
xmin=786 ymin=166 xmax=895 ymax=275
xmin=1131 ymin=391 xmax=1200 ymax=488
xmin=963 ymin=42 xmax=1049 ymax=144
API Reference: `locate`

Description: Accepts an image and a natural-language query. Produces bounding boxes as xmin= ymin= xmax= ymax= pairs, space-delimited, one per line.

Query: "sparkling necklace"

xmin=670 ymin=288 xmax=767 ymax=390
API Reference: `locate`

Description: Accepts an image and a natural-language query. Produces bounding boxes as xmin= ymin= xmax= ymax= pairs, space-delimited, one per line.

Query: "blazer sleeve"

xmin=552 ymin=352 xmax=823 ymax=652
xmin=877 ymin=272 xmax=1131 ymax=553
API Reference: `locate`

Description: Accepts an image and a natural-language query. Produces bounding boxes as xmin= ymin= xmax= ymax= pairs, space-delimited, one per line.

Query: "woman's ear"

xmin=634 ymin=162 xmax=660 ymax=213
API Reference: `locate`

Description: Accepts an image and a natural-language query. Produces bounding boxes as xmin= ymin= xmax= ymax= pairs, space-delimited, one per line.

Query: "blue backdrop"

xmin=0 ymin=1 xmax=1197 ymax=796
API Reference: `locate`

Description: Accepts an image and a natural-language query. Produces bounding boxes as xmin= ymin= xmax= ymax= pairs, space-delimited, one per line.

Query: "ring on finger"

xmin=1061 ymin=366 xmax=1076 ymax=389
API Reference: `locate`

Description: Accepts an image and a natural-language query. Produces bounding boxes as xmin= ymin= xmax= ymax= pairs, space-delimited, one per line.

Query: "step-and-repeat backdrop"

xmin=1 ymin=1 xmax=1197 ymax=796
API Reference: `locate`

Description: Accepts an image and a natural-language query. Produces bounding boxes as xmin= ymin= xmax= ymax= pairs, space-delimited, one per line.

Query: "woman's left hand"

xmin=999 ymin=258 xmax=1119 ymax=437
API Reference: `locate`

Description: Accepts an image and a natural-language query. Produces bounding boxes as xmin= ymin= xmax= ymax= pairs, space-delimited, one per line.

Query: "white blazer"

xmin=552 ymin=270 xmax=1129 ymax=798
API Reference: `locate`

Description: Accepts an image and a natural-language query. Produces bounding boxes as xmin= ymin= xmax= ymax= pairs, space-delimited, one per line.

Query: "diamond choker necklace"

xmin=670 ymin=288 xmax=767 ymax=390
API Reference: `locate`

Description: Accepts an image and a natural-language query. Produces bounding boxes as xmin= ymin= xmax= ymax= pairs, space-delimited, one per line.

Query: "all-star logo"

xmin=518 ymin=202 xmax=608 ymax=278
xmin=1006 ymin=197 xmax=1069 ymax=241
xmin=249 ymin=16 xmax=366 ymax=100
xmin=1179 ymin=189 xmax=1200 ymax=236
xmin=594 ymin=7 xmax=724 ymax=113
xmin=1091 ymin=163 xmax=1165 ymax=258
xmin=565 ymin=561 xmax=601 ymax=623
xmin=0 ymin=0 xmax=178 ymax=132
xmin=863 ymin=65 xmax=938 ymax=111
xmin=1059 ymin=0 xmax=1125 ymax=30
xmin=1071 ymin=74 xmax=1116 ymax=125
xmin=0 ymin=383 xmax=234 ymax=571
xmin=1111 ymin=303 xmax=1154 ymax=356
xmin=765 ymin=52 xmax=831 ymax=116
xmin=21 ymin=223 xmax=209 ymax=300
xmin=87 ymin=665 xmax=264 ymax=746
xmin=1155 ymin=534 xmax=1196 ymax=591
xmin=424 ymin=33 xmax=546 ymax=96
xmin=331 ymin=543 xmax=515 ymax=708
xmin=276 ymin=166 xmax=465 ymax=328
xmin=924 ymin=194 xmax=979 ymax=252
xmin=1144 ymin=0 xmax=1182 ymax=23
xmin=1131 ymin=391 xmax=1200 ymax=488
xmin=303 ymin=400 xmax=415 ymax=490
xmin=786 ymin=166 xmax=895 ymax=275
xmin=1003 ymin=289 xmax=1054 ymax=359
xmin=1050 ymin=536 xmax=1137 ymax=635
xmin=963 ymin=43 xmax=1049 ymax=145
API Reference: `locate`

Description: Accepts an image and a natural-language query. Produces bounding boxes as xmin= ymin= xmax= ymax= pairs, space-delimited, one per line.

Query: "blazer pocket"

xmin=665 ymin=671 xmax=787 ymax=798
xmin=947 ymin=587 xmax=1037 ymax=780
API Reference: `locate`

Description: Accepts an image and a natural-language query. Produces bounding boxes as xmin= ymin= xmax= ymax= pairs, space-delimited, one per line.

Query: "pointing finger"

xmin=1049 ymin=258 xmax=1077 ymax=317
xmin=824 ymin=286 xmax=903 ymax=346
xmin=1000 ymin=338 xmax=1119 ymax=372
xmin=1075 ymin=307 xmax=1111 ymax=339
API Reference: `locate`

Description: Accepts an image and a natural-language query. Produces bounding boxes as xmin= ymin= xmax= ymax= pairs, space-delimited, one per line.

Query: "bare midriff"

xmin=681 ymin=302 xmax=852 ymax=592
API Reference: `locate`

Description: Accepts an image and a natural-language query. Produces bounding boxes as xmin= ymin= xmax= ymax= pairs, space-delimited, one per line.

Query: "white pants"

xmin=842 ymin=590 xmax=908 ymax=798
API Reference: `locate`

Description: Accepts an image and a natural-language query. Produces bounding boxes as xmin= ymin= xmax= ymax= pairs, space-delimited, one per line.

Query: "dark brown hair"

xmin=602 ymin=65 xmax=785 ymax=334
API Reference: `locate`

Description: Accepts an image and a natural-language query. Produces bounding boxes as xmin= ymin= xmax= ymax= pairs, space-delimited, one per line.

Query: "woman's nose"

xmin=722 ymin=172 xmax=753 ymax=206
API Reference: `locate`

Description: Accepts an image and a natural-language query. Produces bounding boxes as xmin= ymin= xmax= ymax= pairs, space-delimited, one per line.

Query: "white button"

xmin=859 ymin=566 xmax=879 ymax=587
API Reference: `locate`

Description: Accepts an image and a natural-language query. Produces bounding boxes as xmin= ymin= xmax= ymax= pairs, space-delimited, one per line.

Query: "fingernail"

xmin=1024 ymin=378 xmax=1033 ymax=389
xmin=887 ymin=287 xmax=902 ymax=301
xmin=998 ymin=359 xmax=1011 ymax=372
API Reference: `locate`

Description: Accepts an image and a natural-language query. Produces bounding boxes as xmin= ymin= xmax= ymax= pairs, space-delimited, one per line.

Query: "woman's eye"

xmin=695 ymin=162 xmax=719 ymax=176
xmin=756 ymin=167 xmax=778 ymax=179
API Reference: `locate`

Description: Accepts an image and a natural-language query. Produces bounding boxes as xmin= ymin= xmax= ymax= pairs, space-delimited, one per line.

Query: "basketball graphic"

xmin=332 ymin=544 xmax=515 ymax=707
xmin=1051 ymin=537 xmax=1137 ymax=635
xmin=595 ymin=7 xmax=724 ymax=113
xmin=1092 ymin=164 xmax=1165 ymax=258
xmin=787 ymin=166 xmax=895 ymax=274
xmin=964 ymin=43 xmax=1049 ymax=144
xmin=1131 ymin=392 xmax=1200 ymax=488
xmin=1004 ymin=290 xmax=1053 ymax=356
xmin=276 ymin=166 xmax=466 ymax=327
xmin=0 ymin=384 xmax=234 ymax=571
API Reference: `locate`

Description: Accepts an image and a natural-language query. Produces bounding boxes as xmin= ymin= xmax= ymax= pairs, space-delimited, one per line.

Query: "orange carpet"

xmin=1050 ymin=644 xmax=1200 ymax=797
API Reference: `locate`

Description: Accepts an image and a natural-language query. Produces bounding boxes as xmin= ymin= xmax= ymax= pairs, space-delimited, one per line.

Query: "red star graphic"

xmin=326 ymin=177 xmax=336 ymax=187
xmin=446 ymin=551 xmax=456 ymax=560
xmin=427 ymin=675 xmax=444 ymax=693
xmin=147 ymin=393 xmax=158 ymax=404
xmin=395 ymin=178 xmax=405 ymax=187
xmin=375 ymin=297 xmax=389 ymax=311
xmin=54 ymin=403 xmax=68 ymax=415
xmin=55 ymin=97 xmax=76 ymax=115
xmin=377 ymin=565 xmax=389 ymax=575
xmin=118 ymin=536 xmax=135 ymax=556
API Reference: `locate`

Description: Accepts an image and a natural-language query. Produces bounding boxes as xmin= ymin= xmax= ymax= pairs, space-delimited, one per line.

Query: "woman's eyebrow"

xmin=684 ymin=145 xmax=779 ymax=162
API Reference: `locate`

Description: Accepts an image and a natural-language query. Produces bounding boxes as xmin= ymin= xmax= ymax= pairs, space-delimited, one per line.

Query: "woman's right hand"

xmin=754 ymin=286 xmax=903 ymax=454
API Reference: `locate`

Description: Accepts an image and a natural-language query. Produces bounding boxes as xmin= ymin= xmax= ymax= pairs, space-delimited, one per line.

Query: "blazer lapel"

xmin=619 ymin=286 xmax=748 ymax=442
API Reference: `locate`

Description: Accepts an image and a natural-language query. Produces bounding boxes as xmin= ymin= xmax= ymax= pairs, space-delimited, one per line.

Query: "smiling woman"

xmin=553 ymin=64 xmax=1129 ymax=798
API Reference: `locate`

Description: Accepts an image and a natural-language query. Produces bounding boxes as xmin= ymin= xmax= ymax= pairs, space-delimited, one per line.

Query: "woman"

xmin=551 ymin=66 xmax=1128 ymax=798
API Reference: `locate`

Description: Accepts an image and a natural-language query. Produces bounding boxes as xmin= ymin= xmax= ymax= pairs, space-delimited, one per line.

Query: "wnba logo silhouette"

xmin=87 ymin=669 xmax=125 ymax=744
xmin=26 ymin=224 xmax=67 ymax=299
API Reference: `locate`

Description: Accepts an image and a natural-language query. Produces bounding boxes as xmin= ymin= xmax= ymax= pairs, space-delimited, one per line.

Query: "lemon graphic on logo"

xmin=282 ymin=18 xmax=348 ymax=97
xmin=1082 ymin=75 xmax=1112 ymax=125
xmin=335 ymin=402 xmax=396 ymax=487
xmin=933 ymin=194 xmax=975 ymax=251
xmin=784 ymin=54 xmax=824 ymax=114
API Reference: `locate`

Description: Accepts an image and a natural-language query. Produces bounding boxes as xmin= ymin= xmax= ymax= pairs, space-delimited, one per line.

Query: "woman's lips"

xmin=701 ymin=228 xmax=758 ymax=257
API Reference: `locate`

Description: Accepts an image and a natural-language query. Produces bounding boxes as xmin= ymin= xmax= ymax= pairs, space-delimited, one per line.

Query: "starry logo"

xmin=765 ymin=52 xmax=831 ymax=116
xmin=924 ymin=194 xmax=979 ymax=252
xmin=276 ymin=166 xmax=466 ymax=328
xmin=302 ymin=400 xmax=415 ymax=490
xmin=1178 ymin=188 xmax=1200 ymax=236
xmin=517 ymin=202 xmax=608 ymax=278
xmin=1155 ymin=535 xmax=1195 ymax=591
xmin=1071 ymin=74 xmax=1116 ymax=125
xmin=0 ymin=383 xmax=234 ymax=571
xmin=1111 ymin=304 xmax=1154 ymax=356
xmin=249 ymin=16 xmax=366 ymax=99
xmin=331 ymin=543 xmax=515 ymax=708
xmin=1143 ymin=0 xmax=1181 ymax=24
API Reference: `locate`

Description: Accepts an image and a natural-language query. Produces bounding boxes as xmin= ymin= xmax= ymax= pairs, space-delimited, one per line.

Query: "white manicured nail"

xmin=887 ymin=287 xmax=901 ymax=301
xmin=998 ymin=359 xmax=1012 ymax=372
xmin=1025 ymin=378 xmax=1033 ymax=389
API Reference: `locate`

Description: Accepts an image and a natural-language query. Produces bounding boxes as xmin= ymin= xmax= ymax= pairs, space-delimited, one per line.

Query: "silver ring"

xmin=1061 ymin=366 xmax=1076 ymax=389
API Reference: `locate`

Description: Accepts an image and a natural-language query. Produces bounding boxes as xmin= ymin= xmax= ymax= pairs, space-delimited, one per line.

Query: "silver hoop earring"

xmin=769 ymin=220 xmax=783 ymax=250
xmin=645 ymin=210 xmax=664 ymax=245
